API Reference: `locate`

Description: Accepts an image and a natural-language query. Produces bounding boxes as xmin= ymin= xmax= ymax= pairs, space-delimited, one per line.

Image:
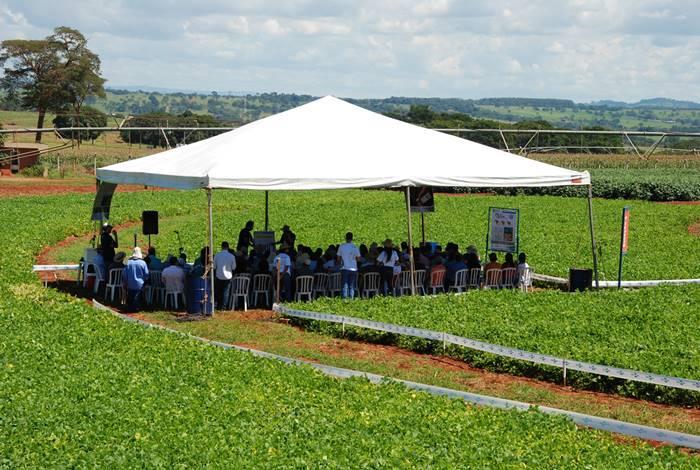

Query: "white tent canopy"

xmin=97 ymin=96 xmax=589 ymax=190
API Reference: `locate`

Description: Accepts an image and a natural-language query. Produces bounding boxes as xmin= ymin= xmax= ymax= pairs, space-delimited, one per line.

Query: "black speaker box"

xmin=142 ymin=210 xmax=159 ymax=235
xmin=569 ymin=268 xmax=593 ymax=292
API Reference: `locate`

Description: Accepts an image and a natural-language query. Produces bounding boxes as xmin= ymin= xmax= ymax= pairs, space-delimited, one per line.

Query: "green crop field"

xmin=47 ymin=190 xmax=700 ymax=281
xmin=295 ymin=288 xmax=700 ymax=402
xmin=3 ymin=193 xmax=696 ymax=465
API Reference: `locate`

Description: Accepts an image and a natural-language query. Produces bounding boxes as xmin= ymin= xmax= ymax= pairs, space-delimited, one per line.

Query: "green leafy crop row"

xmin=0 ymin=191 xmax=697 ymax=465
xmin=296 ymin=287 xmax=700 ymax=405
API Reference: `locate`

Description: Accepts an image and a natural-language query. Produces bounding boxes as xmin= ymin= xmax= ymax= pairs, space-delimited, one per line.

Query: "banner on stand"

xmin=487 ymin=207 xmax=519 ymax=253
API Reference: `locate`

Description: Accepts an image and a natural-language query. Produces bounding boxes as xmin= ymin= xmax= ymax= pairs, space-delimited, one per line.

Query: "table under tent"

xmin=95 ymin=96 xmax=594 ymax=314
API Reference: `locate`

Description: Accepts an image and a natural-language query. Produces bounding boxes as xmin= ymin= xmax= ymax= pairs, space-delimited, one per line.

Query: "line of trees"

xmin=0 ymin=26 xmax=106 ymax=143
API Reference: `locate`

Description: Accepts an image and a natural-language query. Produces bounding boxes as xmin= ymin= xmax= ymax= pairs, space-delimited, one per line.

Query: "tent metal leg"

xmin=207 ymin=188 xmax=216 ymax=315
xmin=404 ymin=187 xmax=416 ymax=295
xmin=265 ymin=190 xmax=269 ymax=231
xmin=587 ymin=184 xmax=599 ymax=289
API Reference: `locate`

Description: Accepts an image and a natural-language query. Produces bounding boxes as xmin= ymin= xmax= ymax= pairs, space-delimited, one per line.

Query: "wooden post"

xmin=207 ymin=188 xmax=215 ymax=315
xmin=587 ymin=184 xmax=600 ymax=288
xmin=404 ymin=187 xmax=416 ymax=295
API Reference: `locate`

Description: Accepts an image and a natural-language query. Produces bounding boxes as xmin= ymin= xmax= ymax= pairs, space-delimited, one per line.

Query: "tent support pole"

xmin=207 ymin=188 xmax=216 ymax=315
xmin=265 ymin=191 xmax=269 ymax=231
xmin=404 ymin=187 xmax=416 ymax=295
xmin=587 ymin=184 xmax=600 ymax=289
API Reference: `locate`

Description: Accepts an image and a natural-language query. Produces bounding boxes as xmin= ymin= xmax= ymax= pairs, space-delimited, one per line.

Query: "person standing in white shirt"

xmin=273 ymin=245 xmax=293 ymax=301
xmin=337 ymin=232 xmax=361 ymax=299
xmin=213 ymin=241 xmax=236 ymax=309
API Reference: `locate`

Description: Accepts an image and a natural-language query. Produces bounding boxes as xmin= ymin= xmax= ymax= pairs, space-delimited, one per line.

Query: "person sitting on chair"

xmin=123 ymin=247 xmax=149 ymax=312
xmin=295 ymin=253 xmax=313 ymax=277
xmin=145 ymin=247 xmax=163 ymax=271
xmin=162 ymin=256 xmax=185 ymax=297
xmin=484 ymin=253 xmax=501 ymax=274
xmin=517 ymin=252 xmax=531 ymax=288
xmin=107 ymin=251 xmax=126 ymax=273
xmin=501 ymin=253 xmax=516 ymax=270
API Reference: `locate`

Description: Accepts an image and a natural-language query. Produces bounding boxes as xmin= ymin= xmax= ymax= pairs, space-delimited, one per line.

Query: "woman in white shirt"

xmin=377 ymin=239 xmax=399 ymax=295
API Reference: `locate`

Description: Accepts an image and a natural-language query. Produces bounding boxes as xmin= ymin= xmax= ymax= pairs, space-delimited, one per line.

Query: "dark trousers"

xmin=126 ymin=288 xmax=143 ymax=312
xmin=215 ymin=277 xmax=231 ymax=309
xmin=275 ymin=272 xmax=292 ymax=302
xmin=341 ymin=269 xmax=358 ymax=299
xmin=380 ymin=267 xmax=394 ymax=295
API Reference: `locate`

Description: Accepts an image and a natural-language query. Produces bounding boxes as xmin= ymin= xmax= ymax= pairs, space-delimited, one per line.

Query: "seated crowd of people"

xmin=90 ymin=221 xmax=533 ymax=313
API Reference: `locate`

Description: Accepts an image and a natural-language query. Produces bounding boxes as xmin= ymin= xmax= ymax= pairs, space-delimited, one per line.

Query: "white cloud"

xmin=1 ymin=0 xmax=699 ymax=101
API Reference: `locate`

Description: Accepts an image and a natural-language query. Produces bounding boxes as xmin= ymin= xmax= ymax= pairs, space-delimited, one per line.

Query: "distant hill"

xmin=590 ymin=97 xmax=700 ymax=109
xmin=76 ymin=89 xmax=700 ymax=132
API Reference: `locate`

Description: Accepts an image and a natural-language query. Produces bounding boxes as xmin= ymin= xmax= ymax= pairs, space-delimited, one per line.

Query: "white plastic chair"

xmin=295 ymin=275 xmax=314 ymax=301
xmin=413 ymin=269 xmax=426 ymax=295
xmin=327 ymin=272 xmax=342 ymax=297
xmin=361 ymin=272 xmax=380 ymax=298
xmin=397 ymin=271 xmax=413 ymax=296
xmin=84 ymin=263 xmax=104 ymax=294
xmin=164 ymin=285 xmax=186 ymax=310
xmin=144 ymin=271 xmax=163 ymax=306
xmin=501 ymin=268 xmax=517 ymax=288
xmin=429 ymin=269 xmax=446 ymax=294
xmin=252 ymin=274 xmax=272 ymax=307
xmin=448 ymin=269 xmax=468 ymax=293
xmin=467 ymin=268 xmax=482 ymax=290
xmin=484 ymin=269 xmax=502 ymax=289
xmin=519 ymin=267 xmax=533 ymax=293
xmin=313 ymin=273 xmax=328 ymax=298
xmin=104 ymin=268 xmax=124 ymax=304
xmin=229 ymin=275 xmax=251 ymax=310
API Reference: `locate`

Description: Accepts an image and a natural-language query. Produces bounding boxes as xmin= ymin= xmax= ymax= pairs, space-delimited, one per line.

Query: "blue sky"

xmin=2 ymin=1 xmax=699 ymax=101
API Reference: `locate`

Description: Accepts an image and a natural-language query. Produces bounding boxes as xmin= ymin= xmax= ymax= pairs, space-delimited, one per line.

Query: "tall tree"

xmin=0 ymin=26 xmax=105 ymax=143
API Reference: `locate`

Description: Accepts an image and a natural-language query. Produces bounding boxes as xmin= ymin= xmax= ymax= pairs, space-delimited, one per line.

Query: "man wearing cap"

xmin=123 ymin=247 xmax=149 ymax=312
xmin=276 ymin=225 xmax=296 ymax=249
xmin=100 ymin=223 xmax=119 ymax=267
xmin=337 ymin=232 xmax=361 ymax=299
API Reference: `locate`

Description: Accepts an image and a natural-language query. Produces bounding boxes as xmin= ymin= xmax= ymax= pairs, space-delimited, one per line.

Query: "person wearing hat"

xmin=107 ymin=251 xmax=126 ymax=273
xmin=377 ymin=239 xmax=399 ymax=295
xmin=295 ymin=253 xmax=313 ymax=277
xmin=123 ymin=247 xmax=149 ymax=312
xmin=276 ymin=225 xmax=296 ymax=250
xmin=100 ymin=223 xmax=119 ymax=267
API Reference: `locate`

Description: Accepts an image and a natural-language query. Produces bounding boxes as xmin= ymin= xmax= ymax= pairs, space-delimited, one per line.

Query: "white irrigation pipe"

xmin=92 ymin=300 xmax=700 ymax=450
xmin=273 ymin=304 xmax=700 ymax=393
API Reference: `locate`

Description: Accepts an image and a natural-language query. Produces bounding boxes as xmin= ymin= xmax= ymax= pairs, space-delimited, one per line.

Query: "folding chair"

xmin=484 ymin=269 xmax=502 ymax=289
xmin=229 ymin=275 xmax=251 ymax=310
xmin=429 ymin=269 xmax=446 ymax=294
xmin=252 ymin=274 xmax=272 ymax=308
xmin=467 ymin=268 xmax=482 ymax=290
xmin=361 ymin=272 xmax=380 ymax=298
xmin=104 ymin=268 xmax=124 ymax=304
xmin=448 ymin=269 xmax=468 ymax=293
xmin=501 ymin=268 xmax=517 ymax=288
xmin=313 ymin=273 xmax=329 ymax=298
xmin=295 ymin=275 xmax=314 ymax=301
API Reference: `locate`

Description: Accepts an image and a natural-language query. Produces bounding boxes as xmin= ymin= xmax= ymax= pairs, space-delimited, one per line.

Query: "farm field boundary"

xmin=532 ymin=273 xmax=700 ymax=287
xmin=273 ymin=304 xmax=700 ymax=394
xmin=93 ymin=300 xmax=700 ymax=451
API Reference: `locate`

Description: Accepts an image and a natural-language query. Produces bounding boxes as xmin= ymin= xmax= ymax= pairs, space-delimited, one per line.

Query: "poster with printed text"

xmin=488 ymin=207 xmax=519 ymax=253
